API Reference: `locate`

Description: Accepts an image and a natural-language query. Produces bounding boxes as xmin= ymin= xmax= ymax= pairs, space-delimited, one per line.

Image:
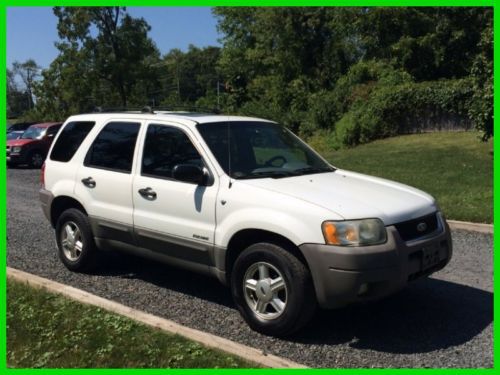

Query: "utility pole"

xmin=216 ymin=81 xmax=225 ymax=110
xmin=217 ymin=80 xmax=220 ymax=109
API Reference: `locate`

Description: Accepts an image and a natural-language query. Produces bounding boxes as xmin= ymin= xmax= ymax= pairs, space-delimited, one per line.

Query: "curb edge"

xmin=447 ymin=220 xmax=493 ymax=234
xmin=7 ymin=267 xmax=308 ymax=369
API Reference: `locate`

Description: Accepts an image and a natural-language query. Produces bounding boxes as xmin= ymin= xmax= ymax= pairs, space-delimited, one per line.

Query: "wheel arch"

xmin=50 ymin=195 xmax=87 ymax=228
xmin=224 ymin=228 xmax=309 ymax=279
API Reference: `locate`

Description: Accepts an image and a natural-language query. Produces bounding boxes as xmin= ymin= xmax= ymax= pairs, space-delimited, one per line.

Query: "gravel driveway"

xmin=7 ymin=168 xmax=493 ymax=368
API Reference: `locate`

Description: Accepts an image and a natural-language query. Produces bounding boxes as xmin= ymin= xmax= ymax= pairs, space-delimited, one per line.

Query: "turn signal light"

xmin=322 ymin=222 xmax=340 ymax=245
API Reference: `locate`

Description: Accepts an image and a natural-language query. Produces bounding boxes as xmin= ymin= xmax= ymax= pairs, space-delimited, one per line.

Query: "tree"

xmin=213 ymin=7 xmax=363 ymax=124
xmin=53 ymin=7 xmax=161 ymax=107
xmin=7 ymin=68 xmax=26 ymax=117
xmin=213 ymin=7 xmax=492 ymax=135
xmin=159 ymin=45 xmax=220 ymax=107
xmin=33 ymin=6 xmax=161 ymax=119
xmin=469 ymin=17 xmax=493 ymax=140
xmin=12 ymin=59 xmax=41 ymax=109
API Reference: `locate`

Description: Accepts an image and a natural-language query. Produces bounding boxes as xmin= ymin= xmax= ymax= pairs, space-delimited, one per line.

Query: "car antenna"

xmin=227 ymin=118 xmax=233 ymax=189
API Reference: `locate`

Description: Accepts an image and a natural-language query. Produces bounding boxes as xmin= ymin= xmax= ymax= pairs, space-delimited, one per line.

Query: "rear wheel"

xmin=55 ymin=208 xmax=97 ymax=271
xmin=231 ymin=242 xmax=316 ymax=336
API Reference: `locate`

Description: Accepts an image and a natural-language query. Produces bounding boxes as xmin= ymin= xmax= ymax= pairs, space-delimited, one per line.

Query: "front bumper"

xmin=6 ymin=152 xmax=26 ymax=164
xmin=299 ymin=217 xmax=452 ymax=309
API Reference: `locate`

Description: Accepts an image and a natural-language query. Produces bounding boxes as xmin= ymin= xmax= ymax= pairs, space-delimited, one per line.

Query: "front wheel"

xmin=28 ymin=150 xmax=44 ymax=168
xmin=231 ymin=242 xmax=316 ymax=336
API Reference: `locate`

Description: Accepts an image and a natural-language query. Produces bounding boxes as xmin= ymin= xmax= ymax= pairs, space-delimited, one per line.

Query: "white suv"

xmin=40 ymin=111 xmax=452 ymax=336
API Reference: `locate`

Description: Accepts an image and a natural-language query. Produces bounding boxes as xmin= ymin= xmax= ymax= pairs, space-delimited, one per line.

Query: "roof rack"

xmin=89 ymin=105 xmax=222 ymax=115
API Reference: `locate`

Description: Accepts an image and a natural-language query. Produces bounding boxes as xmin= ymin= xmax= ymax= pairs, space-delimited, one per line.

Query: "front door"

xmin=132 ymin=122 xmax=219 ymax=266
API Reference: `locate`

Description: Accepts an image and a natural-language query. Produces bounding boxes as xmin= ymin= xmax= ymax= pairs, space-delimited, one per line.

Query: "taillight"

xmin=40 ymin=162 xmax=45 ymax=188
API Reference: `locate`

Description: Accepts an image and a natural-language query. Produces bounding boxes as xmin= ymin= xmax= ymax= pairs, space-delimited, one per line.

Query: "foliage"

xmin=159 ymin=45 xmax=221 ymax=109
xmin=214 ymin=7 xmax=492 ymax=142
xmin=7 ymin=280 xmax=257 ymax=368
xmin=31 ymin=7 xmax=162 ymax=119
xmin=330 ymin=78 xmax=474 ymax=148
xmin=7 ymin=60 xmax=41 ymax=117
xmin=468 ymin=18 xmax=493 ymax=140
xmin=10 ymin=7 xmax=493 ymax=142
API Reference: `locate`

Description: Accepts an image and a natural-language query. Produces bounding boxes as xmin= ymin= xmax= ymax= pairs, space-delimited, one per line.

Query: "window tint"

xmin=142 ymin=124 xmax=203 ymax=179
xmin=51 ymin=122 xmax=95 ymax=162
xmin=85 ymin=122 xmax=140 ymax=173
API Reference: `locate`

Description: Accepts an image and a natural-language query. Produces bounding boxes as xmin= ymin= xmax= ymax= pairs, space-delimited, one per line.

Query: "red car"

xmin=7 ymin=122 xmax=62 ymax=168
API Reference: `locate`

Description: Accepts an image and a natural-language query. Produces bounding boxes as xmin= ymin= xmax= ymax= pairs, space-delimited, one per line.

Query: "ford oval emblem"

xmin=417 ymin=222 xmax=428 ymax=232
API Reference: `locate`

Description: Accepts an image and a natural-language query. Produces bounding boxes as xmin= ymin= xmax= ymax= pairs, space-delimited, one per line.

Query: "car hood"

xmin=238 ymin=169 xmax=437 ymax=225
xmin=7 ymin=138 xmax=34 ymax=147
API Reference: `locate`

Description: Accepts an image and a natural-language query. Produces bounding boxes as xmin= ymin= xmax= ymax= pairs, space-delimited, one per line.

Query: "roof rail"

xmin=88 ymin=105 xmax=221 ymax=115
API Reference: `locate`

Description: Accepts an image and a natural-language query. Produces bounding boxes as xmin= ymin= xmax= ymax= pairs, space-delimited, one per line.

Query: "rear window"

xmin=84 ymin=122 xmax=141 ymax=173
xmin=50 ymin=121 xmax=96 ymax=162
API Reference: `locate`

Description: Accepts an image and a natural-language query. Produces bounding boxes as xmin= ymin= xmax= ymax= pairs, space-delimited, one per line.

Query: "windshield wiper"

xmin=235 ymin=170 xmax=298 ymax=179
xmin=293 ymin=166 xmax=335 ymax=175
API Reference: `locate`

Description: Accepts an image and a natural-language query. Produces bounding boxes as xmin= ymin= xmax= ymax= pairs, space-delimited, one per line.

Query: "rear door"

xmin=75 ymin=120 xmax=142 ymax=243
xmin=132 ymin=122 xmax=219 ymax=266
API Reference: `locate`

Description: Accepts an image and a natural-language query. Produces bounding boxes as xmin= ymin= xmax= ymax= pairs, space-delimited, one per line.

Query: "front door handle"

xmin=81 ymin=177 xmax=96 ymax=188
xmin=138 ymin=187 xmax=157 ymax=200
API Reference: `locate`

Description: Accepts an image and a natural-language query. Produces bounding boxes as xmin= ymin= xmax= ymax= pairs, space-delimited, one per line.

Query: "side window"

xmin=142 ymin=124 xmax=203 ymax=179
xmin=85 ymin=122 xmax=140 ymax=173
xmin=50 ymin=121 xmax=96 ymax=162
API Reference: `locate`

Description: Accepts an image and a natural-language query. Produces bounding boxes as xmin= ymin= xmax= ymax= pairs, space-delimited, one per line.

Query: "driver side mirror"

xmin=172 ymin=164 xmax=206 ymax=185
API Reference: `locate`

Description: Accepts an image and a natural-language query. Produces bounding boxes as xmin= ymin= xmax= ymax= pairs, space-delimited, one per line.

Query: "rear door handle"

xmin=138 ymin=187 xmax=157 ymax=200
xmin=81 ymin=177 xmax=96 ymax=188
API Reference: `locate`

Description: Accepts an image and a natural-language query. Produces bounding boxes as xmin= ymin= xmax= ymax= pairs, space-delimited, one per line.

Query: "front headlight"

xmin=12 ymin=146 xmax=22 ymax=153
xmin=322 ymin=219 xmax=387 ymax=246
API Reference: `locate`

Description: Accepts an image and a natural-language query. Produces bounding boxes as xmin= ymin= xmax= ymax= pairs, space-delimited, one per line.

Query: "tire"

xmin=55 ymin=208 xmax=97 ymax=272
xmin=28 ymin=150 xmax=44 ymax=168
xmin=231 ymin=242 xmax=317 ymax=336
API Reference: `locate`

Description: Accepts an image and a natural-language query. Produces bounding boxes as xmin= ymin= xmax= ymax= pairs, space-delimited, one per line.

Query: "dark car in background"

xmin=7 ymin=122 xmax=37 ymax=133
xmin=7 ymin=122 xmax=62 ymax=168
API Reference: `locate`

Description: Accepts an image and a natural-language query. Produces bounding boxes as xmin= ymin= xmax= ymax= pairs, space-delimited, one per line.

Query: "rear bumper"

xmin=299 ymin=215 xmax=453 ymax=309
xmin=39 ymin=188 xmax=54 ymax=224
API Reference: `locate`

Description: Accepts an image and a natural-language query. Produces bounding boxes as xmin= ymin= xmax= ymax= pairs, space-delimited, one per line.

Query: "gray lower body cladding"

xmin=89 ymin=216 xmax=228 ymax=284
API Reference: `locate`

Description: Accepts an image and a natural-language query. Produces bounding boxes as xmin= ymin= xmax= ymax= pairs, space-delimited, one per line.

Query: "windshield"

xmin=21 ymin=127 xmax=45 ymax=140
xmin=196 ymin=121 xmax=334 ymax=179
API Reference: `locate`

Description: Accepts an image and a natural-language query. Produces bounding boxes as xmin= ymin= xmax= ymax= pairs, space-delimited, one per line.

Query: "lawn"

xmin=321 ymin=132 xmax=493 ymax=223
xmin=7 ymin=280 xmax=256 ymax=368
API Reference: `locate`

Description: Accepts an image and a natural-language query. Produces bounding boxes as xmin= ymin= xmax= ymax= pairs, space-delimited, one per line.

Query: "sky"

xmin=7 ymin=7 xmax=221 ymax=70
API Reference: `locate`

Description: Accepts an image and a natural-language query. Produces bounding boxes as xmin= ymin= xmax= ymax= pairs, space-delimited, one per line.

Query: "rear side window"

xmin=142 ymin=124 xmax=203 ymax=179
xmin=84 ymin=122 xmax=140 ymax=173
xmin=50 ymin=122 xmax=95 ymax=162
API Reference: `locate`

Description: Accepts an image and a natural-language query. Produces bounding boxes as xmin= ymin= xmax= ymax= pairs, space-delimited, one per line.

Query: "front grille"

xmin=394 ymin=213 xmax=439 ymax=242
xmin=6 ymin=146 xmax=10 ymax=156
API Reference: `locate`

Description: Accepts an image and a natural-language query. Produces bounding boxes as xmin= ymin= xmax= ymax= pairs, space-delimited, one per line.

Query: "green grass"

xmin=320 ymin=132 xmax=492 ymax=223
xmin=7 ymin=280 xmax=257 ymax=369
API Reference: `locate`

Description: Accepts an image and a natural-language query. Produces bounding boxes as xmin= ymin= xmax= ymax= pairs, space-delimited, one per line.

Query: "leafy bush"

xmin=330 ymin=78 xmax=474 ymax=148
